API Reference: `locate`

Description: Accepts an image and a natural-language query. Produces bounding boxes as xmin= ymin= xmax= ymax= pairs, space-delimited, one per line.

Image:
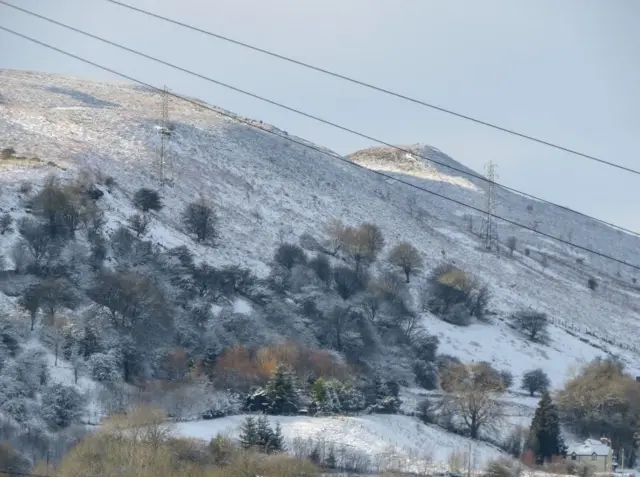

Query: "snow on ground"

xmin=2 ymin=69 xmax=640 ymax=450
xmin=421 ymin=312 xmax=605 ymax=389
xmin=21 ymin=338 xmax=103 ymax=424
xmin=174 ymin=413 xmax=505 ymax=472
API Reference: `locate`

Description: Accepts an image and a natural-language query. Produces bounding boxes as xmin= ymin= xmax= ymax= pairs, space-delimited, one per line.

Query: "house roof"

xmin=566 ymin=439 xmax=610 ymax=457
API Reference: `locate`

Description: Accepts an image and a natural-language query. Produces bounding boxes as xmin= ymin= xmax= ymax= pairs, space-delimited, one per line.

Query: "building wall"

xmin=569 ymin=454 xmax=609 ymax=473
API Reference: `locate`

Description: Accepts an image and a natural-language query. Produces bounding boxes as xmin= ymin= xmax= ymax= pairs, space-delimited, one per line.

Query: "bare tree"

xmin=323 ymin=218 xmax=347 ymax=255
xmin=507 ymin=236 xmax=517 ymax=257
xmin=333 ymin=266 xmax=367 ymax=300
xmin=88 ymin=271 xmax=171 ymax=381
xmin=325 ymin=306 xmax=363 ymax=352
xmin=343 ymin=223 xmax=385 ymax=269
xmin=360 ymin=287 xmax=384 ymax=323
xmin=128 ymin=213 xmax=150 ymax=238
xmin=512 ymin=309 xmax=548 ymax=342
xmin=439 ymin=362 xmax=505 ymax=439
xmin=388 ymin=241 xmax=423 ymax=282
xmin=29 ymin=175 xmax=84 ymax=238
xmin=17 ymin=218 xmax=58 ymax=265
xmin=182 ymin=197 xmax=218 ymax=243
xmin=19 ymin=285 xmax=42 ymax=331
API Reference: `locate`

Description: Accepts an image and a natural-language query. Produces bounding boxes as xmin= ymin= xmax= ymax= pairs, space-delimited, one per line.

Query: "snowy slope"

xmin=1 ymin=69 xmax=640 ymax=463
xmin=1 ymin=69 xmax=638 ymax=376
xmin=174 ymin=413 xmax=505 ymax=473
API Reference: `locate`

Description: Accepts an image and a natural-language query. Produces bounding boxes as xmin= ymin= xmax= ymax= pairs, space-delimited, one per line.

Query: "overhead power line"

xmin=103 ymin=0 xmax=640 ymax=178
xmin=1 ymin=25 xmax=639 ymax=272
xmin=2 ymin=1 xmax=639 ymax=241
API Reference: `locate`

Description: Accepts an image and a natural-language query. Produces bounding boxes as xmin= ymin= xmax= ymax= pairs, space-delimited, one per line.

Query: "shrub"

xmin=512 ymin=309 xmax=548 ymax=342
xmin=521 ymin=368 xmax=550 ymax=396
xmin=587 ymin=277 xmax=598 ymax=291
xmin=0 ymin=213 xmax=12 ymax=235
xmin=473 ymin=361 xmax=505 ymax=389
xmin=182 ymin=197 xmax=218 ymax=243
xmin=413 ymin=360 xmax=439 ymax=390
xmin=507 ymin=236 xmax=517 ymax=256
xmin=500 ymin=369 xmax=514 ymax=388
xmin=1 ymin=147 xmax=15 ymax=159
xmin=308 ymin=254 xmax=332 ymax=285
xmin=424 ymin=263 xmax=490 ymax=324
xmin=484 ymin=457 xmax=522 ymax=477
xmin=218 ymin=265 xmax=257 ymax=295
xmin=0 ymin=443 xmax=30 ymax=477
xmin=416 ymin=398 xmax=435 ymax=424
xmin=412 ymin=334 xmax=439 ymax=363
xmin=274 ymin=243 xmax=307 ymax=270
xmin=333 ymin=266 xmax=367 ymax=300
xmin=133 ymin=187 xmax=163 ymax=212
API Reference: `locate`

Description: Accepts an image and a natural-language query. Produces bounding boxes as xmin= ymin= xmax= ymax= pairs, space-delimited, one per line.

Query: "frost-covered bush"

xmin=0 ymin=317 xmax=23 ymax=357
xmin=41 ymin=383 xmax=84 ymax=429
xmin=201 ymin=390 xmax=243 ymax=420
xmin=424 ymin=263 xmax=490 ymax=324
xmin=0 ymin=375 xmax=28 ymax=403
xmin=442 ymin=302 xmax=473 ymax=326
xmin=0 ymin=398 xmax=29 ymax=422
xmin=308 ymin=254 xmax=332 ymax=286
xmin=337 ymin=382 xmax=366 ymax=414
xmin=412 ymin=334 xmax=439 ymax=363
xmin=87 ymin=352 xmax=120 ymax=382
xmin=274 ymin=243 xmax=307 ymax=271
xmin=13 ymin=348 xmax=49 ymax=397
xmin=413 ymin=360 xmax=439 ymax=390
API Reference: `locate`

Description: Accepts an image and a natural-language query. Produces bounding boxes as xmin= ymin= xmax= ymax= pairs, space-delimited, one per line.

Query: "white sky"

xmin=1 ymin=0 xmax=639 ymax=230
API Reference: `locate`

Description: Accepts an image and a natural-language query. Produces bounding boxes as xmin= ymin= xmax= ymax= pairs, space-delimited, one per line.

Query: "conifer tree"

xmin=271 ymin=421 xmax=286 ymax=452
xmin=238 ymin=416 xmax=259 ymax=449
xmin=266 ymin=364 xmax=299 ymax=415
xmin=526 ymin=392 xmax=566 ymax=464
xmin=256 ymin=414 xmax=274 ymax=452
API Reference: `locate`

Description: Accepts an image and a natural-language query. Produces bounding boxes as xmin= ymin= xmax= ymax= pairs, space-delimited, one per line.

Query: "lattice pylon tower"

xmin=481 ymin=161 xmax=499 ymax=253
xmin=157 ymin=85 xmax=172 ymax=184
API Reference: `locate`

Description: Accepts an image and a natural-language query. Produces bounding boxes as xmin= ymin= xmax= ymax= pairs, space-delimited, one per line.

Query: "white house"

xmin=566 ymin=438 xmax=612 ymax=473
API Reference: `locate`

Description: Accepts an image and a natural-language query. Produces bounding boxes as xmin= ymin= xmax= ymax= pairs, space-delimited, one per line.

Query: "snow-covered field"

xmin=173 ymin=413 xmax=505 ymax=473
xmin=2 ymin=69 xmax=640 ymax=469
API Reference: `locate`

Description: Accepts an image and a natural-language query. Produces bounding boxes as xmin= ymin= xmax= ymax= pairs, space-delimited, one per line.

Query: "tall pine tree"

xmin=266 ymin=364 xmax=299 ymax=415
xmin=527 ymin=392 xmax=566 ymax=464
xmin=238 ymin=416 xmax=259 ymax=449
xmin=271 ymin=421 xmax=286 ymax=452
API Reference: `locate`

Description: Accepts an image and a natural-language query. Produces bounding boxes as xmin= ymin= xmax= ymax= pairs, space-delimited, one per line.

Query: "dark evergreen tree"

xmin=271 ymin=421 xmax=286 ymax=452
xmin=238 ymin=416 xmax=259 ymax=449
xmin=265 ymin=364 xmax=299 ymax=415
xmin=256 ymin=414 xmax=274 ymax=452
xmin=526 ymin=392 xmax=566 ymax=464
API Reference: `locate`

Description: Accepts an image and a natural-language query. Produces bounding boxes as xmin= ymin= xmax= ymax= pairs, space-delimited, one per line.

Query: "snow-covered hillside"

xmin=174 ymin=413 xmax=505 ymax=473
xmin=1 ymin=69 xmax=639 ymax=468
